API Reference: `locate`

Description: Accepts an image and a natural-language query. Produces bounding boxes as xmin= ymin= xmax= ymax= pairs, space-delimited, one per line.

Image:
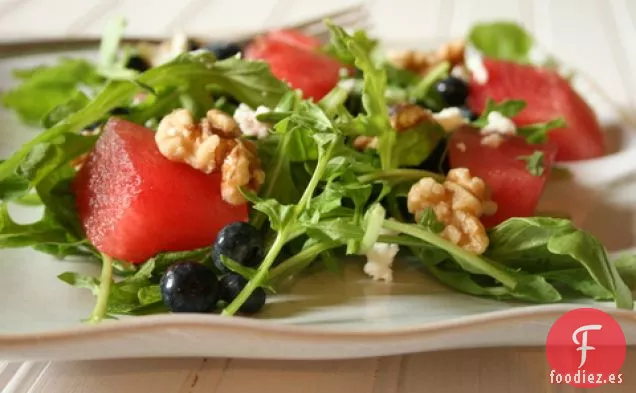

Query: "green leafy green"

xmin=42 ymin=92 xmax=91 ymax=128
xmin=517 ymin=151 xmax=545 ymax=176
xmin=472 ymin=98 xmax=526 ymax=128
xmin=2 ymin=58 xmax=103 ymax=125
xmin=547 ymin=230 xmax=633 ymax=309
xmin=393 ymin=121 xmax=445 ymax=167
xmin=97 ymin=17 xmax=138 ymax=80
xmin=468 ymin=21 xmax=534 ymax=63
xmin=487 ymin=217 xmax=634 ymax=309
xmin=418 ymin=208 xmax=445 ymax=234
xmin=517 ymin=117 xmax=566 ymax=144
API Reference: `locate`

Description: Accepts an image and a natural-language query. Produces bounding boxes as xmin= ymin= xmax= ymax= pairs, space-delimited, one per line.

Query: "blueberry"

xmin=212 ymin=222 xmax=264 ymax=273
xmin=125 ymin=55 xmax=151 ymax=72
xmin=205 ymin=42 xmax=242 ymax=60
xmin=220 ymin=273 xmax=266 ymax=314
xmin=434 ymin=77 xmax=469 ymax=107
xmin=110 ymin=107 xmax=131 ymax=116
xmin=459 ymin=106 xmax=478 ymax=121
xmin=160 ymin=262 xmax=219 ymax=313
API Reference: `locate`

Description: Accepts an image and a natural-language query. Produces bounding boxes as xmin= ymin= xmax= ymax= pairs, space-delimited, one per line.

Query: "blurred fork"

xmin=0 ymin=2 xmax=371 ymax=56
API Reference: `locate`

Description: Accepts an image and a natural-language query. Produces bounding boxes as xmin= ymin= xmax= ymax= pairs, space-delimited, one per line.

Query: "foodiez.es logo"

xmin=546 ymin=308 xmax=626 ymax=388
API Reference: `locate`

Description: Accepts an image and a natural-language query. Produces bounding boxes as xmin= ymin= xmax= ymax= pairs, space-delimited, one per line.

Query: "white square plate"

xmin=1 ymin=42 xmax=636 ymax=361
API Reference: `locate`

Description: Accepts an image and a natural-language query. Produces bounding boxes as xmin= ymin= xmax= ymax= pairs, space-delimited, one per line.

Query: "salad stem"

xmin=382 ymin=220 xmax=517 ymax=288
xmin=358 ymin=169 xmax=444 ymax=184
xmin=296 ymin=136 xmax=340 ymax=212
xmin=222 ymin=230 xmax=288 ymax=316
xmin=87 ymin=253 xmax=113 ymax=324
xmin=269 ymin=242 xmax=338 ymax=280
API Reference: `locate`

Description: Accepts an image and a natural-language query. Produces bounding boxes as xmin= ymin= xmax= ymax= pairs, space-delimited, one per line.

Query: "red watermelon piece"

xmin=245 ymin=29 xmax=345 ymax=100
xmin=449 ymin=127 xmax=558 ymax=227
xmin=468 ymin=58 xmax=605 ymax=162
xmin=73 ymin=118 xmax=248 ymax=263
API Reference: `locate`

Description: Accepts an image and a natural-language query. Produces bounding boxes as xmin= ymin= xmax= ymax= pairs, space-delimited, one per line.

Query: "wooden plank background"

xmin=1 ymin=0 xmax=635 ymax=392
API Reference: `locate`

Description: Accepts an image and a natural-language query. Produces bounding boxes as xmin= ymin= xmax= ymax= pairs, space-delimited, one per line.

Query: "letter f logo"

xmin=572 ymin=324 xmax=603 ymax=368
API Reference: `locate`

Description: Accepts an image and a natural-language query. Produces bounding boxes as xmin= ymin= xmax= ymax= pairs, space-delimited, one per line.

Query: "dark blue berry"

xmin=220 ymin=273 xmax=266 ymax=314
xmin=205 ymin=42 xmax=242 ymax=60
xmin=212 ymin=222 xmax=264 ymax=273
xmin=160 ymin=262 xmax=219 ymax=313
xmin=435 ymin=77 xmax=469 ymax=107
xmin=110 ymin=107 xmax=131 ymax=116
xmin=125 ymin=55 xmax=150 ymax=72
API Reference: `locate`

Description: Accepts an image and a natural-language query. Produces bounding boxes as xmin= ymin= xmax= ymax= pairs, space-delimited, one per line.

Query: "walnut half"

xmin=407 ymin=168 xmax=497 ymax=254
xmin=156 ymin=108 xmax=264 ymax=205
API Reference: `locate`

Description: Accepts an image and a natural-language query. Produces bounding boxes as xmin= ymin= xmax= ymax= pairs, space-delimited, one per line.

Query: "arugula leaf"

xmin=0 ymin=52 xmax=290 ymax=185
xmin=146 ymin=247 xmax=211 ymax=274
xmin=2 ymin=58 xmax=103 ymax=125
xmin=393 ymin=121 xmax=445 ymax=167
xmin=0 ymin=203 xmax=71 ymax=248
xmin=418 ymin=208 xmax=445 ymax=233
xmin=326 ymin=21 xmax=395 ymax=169
xmin=138 ymin=285 xmax=162 ymax=305
xmin=541 ymin=269 xmax=613 ymax=300
xmin=323 ymin=28 xmax=378 ymax=65
xmin=468 ymin=21 xmax=534 ymax=63
xmin=487 ymin=217 xmax=634 ymax=309
xmin=58 ymin=272 xmax=100 ymax=296
xmin=42 ymin=91 xmax=90 ymax=128
xmin=517 ymin=151 xmax=545 ymax=176
xmin=614 ymin=254 xmax=636 ymax=289
xmin=0 ymin=173 xmax=30 ymax=201
xmin=472 ymin=98 xmax=526 ymax=127
xmin=547 ymin=230 xmax=633 ymax=309
xmin=517 ymin=117 xmax=566 ymax=144
xmin=97 ymin=17 xmax=138 ymax=80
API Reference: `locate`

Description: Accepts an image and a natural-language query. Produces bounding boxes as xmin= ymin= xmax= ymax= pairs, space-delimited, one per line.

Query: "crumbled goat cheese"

xmin=450 ymin=65 xmax=470 ymax=81
xmin=481 ymin=111 xmax=517 ymax=135
xmin=233 ymin=104 xmax=271 ymax=139
xmin=433 ymin=107 xmax=467 ymax=132
xmin=364 ymin=229 xmax=399 ymax=282
xmin=456 ymin=142 xmax=467 ymax=152
xmin=465 ymin=49 xmax=488 ymax=84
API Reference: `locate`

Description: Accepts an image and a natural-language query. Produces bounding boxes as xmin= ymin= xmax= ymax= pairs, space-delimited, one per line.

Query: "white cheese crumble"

xmin=465 ymin=49 xmax=488 ymax=84
xmin=456 ymin=142 xmax=467 ymax=152
xmin=481 ymin=111 xmax=517 ymax=135
xmin=364 ymin=228 xmax=399 ymax=282
xmin=233 ymin=104 xmax=271 ymax=139
xmin=450 ymin=65 xmax=470 ymax=82
xmin=432 ymin=107 xmax=467 ymax=132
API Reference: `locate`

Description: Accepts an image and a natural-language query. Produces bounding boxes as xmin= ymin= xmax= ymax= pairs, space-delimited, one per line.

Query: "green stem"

xmin=296 ymin=136 xmax=340 ymax=212
xmin=358 ymin=169 xmax=444 ymax=184
xmin=222 ymin=230 xmax=288 ymax=316
xmin=87 ymin=253 xmax=113 ymax=324
xmin=251 ymin=132 xmax=294 ymax=229
xmin=382 ymin=220 xmax=517 ymax=288
xmin=269 ymin=242 xmax=337 ymax=280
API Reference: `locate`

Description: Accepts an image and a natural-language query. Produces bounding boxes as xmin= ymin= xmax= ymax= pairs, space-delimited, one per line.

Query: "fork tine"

xmin=290 ymin=3 xmax=366 ymax=32
xmin=300 ymin=5 xmax=372 ymax=43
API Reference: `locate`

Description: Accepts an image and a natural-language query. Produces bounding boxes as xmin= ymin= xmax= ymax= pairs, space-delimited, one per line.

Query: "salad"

xmin=1 ymin=18 xmax=635 ymax=323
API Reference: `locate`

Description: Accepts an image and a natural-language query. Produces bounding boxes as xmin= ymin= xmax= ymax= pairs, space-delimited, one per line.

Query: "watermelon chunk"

xmin=449 ymin=127 xmax=558 ymax=227
xmin=245 ymin=29 xmax=345 ymax=100
xmin=468 ymin=58 xmax=605 ymax=162
xmin=73 ymin=118 xmax=248 ymax=263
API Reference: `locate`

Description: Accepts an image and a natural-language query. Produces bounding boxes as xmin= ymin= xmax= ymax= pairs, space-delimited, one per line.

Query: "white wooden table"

xmin=1 ymin=0 xmax=635 ymax=391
